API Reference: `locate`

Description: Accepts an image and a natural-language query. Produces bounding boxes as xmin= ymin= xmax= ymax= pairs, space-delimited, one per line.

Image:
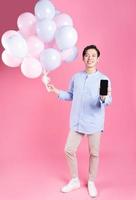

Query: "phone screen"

xmin=100 ymin=80 xmax=108 ymax=95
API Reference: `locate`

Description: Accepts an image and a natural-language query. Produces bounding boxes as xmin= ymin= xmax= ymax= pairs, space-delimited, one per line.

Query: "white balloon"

xmin=36 ymin=19 xmax=56 ymax=43
xmin=54 ymin=13 xmax=73 ymax=28
xmin=27 ymin=36 xmax=44 ymax=57
xmin=17 ymin=12 xmax=36 ymax=37
xmin=1 ymin=30 xmax=19 ymax=49
xmin=55 ymin=26 xmax=78 ymax=50
xmin=21 ymin=57 xmax=42 ymax=78
xmin=34 ymin=0 xmax=55 ymax=20
xmin=6 ymin=33 xmax=28 ymax=58
xmin=40 ymin=48 xmax=61 ymax=71
xmin=1 ymin=50 xmax=22 ymax=67
xmin=61 ymin=46 xmax=78 ymax=62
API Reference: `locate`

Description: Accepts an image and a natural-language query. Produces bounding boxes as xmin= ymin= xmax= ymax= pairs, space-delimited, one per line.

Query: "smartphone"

xmin=100 ymin=79 xmax=108 ymax=95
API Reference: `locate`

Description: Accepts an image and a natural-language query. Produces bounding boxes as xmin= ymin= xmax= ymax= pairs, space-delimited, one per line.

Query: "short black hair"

xmin=82 ymin=45 xmax=100 ymax=58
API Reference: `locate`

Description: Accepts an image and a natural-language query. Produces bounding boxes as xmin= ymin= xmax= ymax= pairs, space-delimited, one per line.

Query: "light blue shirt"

xmin=59 ymin=70 xmax=112 ymax=134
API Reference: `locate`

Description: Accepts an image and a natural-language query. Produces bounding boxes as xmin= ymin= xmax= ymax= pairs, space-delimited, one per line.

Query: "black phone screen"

xmin=100 ymin=80 xmax=108 ymax=95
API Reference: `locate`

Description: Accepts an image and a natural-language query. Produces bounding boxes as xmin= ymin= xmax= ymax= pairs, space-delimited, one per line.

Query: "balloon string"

xmin=41 ymin=69 xmax=51 ymax=92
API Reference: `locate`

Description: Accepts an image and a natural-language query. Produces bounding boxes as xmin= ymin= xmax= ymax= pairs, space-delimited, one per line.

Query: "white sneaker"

xmin=88 ymin=181 xmax=97 ymax=198
xmin=61 ymin=178 xmax=80 ymax=193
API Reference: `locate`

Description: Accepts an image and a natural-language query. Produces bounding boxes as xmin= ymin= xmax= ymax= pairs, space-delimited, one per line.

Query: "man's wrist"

xmin=55 ymin=89 xmax=60 ymax=95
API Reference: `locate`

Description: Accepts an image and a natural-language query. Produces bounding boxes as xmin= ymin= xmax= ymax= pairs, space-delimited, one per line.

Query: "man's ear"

xmin=97 ymin=58 xmax=99 ymax=63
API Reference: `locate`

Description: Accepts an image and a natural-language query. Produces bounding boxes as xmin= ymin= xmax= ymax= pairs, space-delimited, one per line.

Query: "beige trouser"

xmin=64 ymin=130 xmax=101 ymax=181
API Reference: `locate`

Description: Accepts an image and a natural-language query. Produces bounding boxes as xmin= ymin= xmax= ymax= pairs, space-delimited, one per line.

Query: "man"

xmin=42 ymin=45 xmax=112 ymax=197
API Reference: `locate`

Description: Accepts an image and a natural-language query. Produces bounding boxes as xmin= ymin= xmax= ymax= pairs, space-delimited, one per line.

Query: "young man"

xmin=42 ymin=45 xmax=112 ymax=197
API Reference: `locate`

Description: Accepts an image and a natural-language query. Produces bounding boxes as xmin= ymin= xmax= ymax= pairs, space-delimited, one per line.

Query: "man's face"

xmin=83 ymin=49 xmax=99 ymax=68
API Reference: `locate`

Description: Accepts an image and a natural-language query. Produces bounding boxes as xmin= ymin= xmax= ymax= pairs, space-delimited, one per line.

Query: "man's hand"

xmin=100 ymin=95 xmax=106 ymax=103
xmin=100 ymin=95 xmax=106 ymax=102
xmin=46 ymin=84 xmax=60 ymax=95
xmin=41 ymin=75 xmax=60 ymax=95
xmin=99 ymin=87 xmax=111 ymax=103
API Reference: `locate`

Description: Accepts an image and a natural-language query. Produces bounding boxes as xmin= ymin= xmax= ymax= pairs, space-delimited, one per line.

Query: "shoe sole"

xmin=61 ymin=185 xmax=80 ymax=193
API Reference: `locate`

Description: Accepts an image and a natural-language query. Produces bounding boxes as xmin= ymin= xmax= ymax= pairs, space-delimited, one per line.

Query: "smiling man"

xmin=42 ymin=45 xmax=112 ymax=197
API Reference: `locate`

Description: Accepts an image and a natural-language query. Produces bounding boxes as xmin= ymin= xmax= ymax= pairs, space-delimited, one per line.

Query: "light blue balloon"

xmin=61 ymin=46 xmax=78 ymax=62
xmin=55 ymin=9 xmax=61 ymax=16
xmin=40 ymin=48 xmax=61 ymax=71
xmin=55 ymin=26 xmax=78 ymax=50
xmin=34 ymin=0 xmax=55 ymax=20
xmin=6 ymin=33 xmax=28 ymax=58
xmin=36 ymin=19 xmax=56 ymax=43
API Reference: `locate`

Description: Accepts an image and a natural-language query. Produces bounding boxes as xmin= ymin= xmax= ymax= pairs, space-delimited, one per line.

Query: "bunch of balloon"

xmin=1 ymin=0 xmax=78 ymax=83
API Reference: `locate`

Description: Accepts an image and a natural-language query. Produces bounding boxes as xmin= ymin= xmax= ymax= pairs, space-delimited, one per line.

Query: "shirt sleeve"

xmin=99 ymin=77 xmax=112 ymax=106
xmin=58 ymin=76 xmax=74 ymax=101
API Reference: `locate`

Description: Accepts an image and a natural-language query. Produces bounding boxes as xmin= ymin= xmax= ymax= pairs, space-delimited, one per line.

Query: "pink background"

xmin=0 ymin=0 xmax=136 ymax=199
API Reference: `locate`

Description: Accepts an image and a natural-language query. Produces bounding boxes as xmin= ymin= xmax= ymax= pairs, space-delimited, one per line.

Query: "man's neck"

xmin=85 ymin=66 xmax=97 ymax=74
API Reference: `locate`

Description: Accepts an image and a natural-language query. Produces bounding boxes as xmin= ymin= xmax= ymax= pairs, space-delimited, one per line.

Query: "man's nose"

xmin=88 ymin=56 xmax=92 ymax=59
